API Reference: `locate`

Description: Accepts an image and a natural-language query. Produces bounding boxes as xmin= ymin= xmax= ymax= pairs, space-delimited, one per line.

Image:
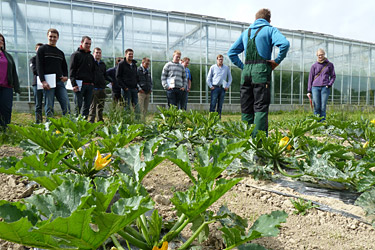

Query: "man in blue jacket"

xmin=228 ymin=8 xmax=289 ymax=136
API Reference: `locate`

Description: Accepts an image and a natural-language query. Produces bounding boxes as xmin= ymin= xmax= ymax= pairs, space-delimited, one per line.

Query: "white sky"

xmin=105 ymin=0 xmax=375 ymax=44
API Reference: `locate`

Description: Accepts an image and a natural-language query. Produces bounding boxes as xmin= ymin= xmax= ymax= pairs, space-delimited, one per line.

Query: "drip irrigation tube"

xmin=241 ymin=183 xmax=371 ymax=225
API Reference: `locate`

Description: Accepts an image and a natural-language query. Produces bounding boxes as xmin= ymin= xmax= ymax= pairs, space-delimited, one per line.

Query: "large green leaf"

xmin=19 ymin=151 xmax=69 ymax=172
xmin=355 ymin=188 xmax=375 ymax=219
xmin=0 ymin=216 xmax=73 ymax=249
xmin=49 ymin=116 xmax=101 ymax=137
xmin=98 ymin=124 xmax=143 ymax=153
xmin=0 ymin=175 xmax=153 ymax=250
xmin=221 ymin=210 xmax=287 ymax=249
xmin=171 ymin=178 xmax=241 ymax=219
xmin=249 ymin=210 xmax=288 ymax=237
xmin=194 ymin=138 xmax=247 ymax=181
xmin=0 ymin=156 xmax=20 ymax=174
xmin=115 ymin=142 xmax=165 ymax=182
xmin=87 ymin=176 xmax=121 ymax=213
xmin=26 ymin=175 xmax=91 ymax=220
xmin=16 ymin=169 xmax=67 ymax=191
xmin=164 ymin=144 xmax=195 ymax=183
xmin=11 ymin=125 xmax=67 ymax=153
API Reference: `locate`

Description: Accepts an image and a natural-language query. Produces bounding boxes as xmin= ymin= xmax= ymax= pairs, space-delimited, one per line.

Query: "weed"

xmin=290 ymin=198 xmax=319 ymax=215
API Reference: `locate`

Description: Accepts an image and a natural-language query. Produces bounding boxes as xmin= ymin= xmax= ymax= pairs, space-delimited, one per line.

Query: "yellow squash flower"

xmin=371 ymin=119 xmax=375 ymax=125
xmin=94 ymin=150 xmax=111 ymax=171
xmin=56 ymin=130 xmax=61 ymax=134
xmin=152 ymin=241 xmax=168 ymax=250
xmin=279 ymin=136 xmax=292 ymax=151
xmin=363 ymin=141 xmax=369 ymax=149
xmin=187 ymin=127 xmax=193 ymax=131
xmin=76 ymin=147 xmax=84 ymax=156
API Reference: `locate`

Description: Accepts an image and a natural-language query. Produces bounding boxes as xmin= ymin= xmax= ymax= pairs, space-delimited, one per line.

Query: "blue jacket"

xmin=228 ymin=19 xmax=290 ymax=70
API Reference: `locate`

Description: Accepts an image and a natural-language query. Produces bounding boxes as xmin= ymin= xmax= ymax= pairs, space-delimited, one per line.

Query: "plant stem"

xmin=138 ymin=214 xmax=152 ymax=245
xmin=110 ymin=234 xmax=126 ymax=250
xmin=123 ymin=225 xmax=145 ymax=242
xmin=61 ymin=159 xmax=82 ymax=174
xmin=167 ymin=213 xmax=187 ymax=233
xmin=117 ymin=230 xmax=150 ymax=250
xmin=125 ymin=239 xmax=131 ymax=250
xmin=223 ymin=238 xmax=251 ymax=250
xmin=276 ymin=161 xmax=303 ymax=178
xmin=178 ymin=219 xmax=215 ymax=250
xmin=161 ymin=215 xmax=190 ymax=243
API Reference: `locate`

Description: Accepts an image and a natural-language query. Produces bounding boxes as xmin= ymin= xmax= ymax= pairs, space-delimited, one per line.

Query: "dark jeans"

xmin=123 ymin=88 xmax=139 ymax=108
xmin=0 ymin=87 xmax=13 ymax=129
xmin=209 ymin=86 xmax=226 ymax=115
xmin=166 ymin=88 xmax=186 ymax=109
xmin=74 ymin=84 xmax=93 ymax=118
xmin=32 ymin=85 xmax=44 ymax=123
xmin=183 ymin=91 xmax=189 ymax=110
xmin=44 ymin=81 xmax=70 ymax=118
xmin=89 ymin=89 xmax=106 ymax=123
xmin=123 ymin=88 xmax=140 ymax=116
xmin=112 ymin=85 xmax=122 ymax=103
xmin=312 ymin=86 xmax=330 ymax=120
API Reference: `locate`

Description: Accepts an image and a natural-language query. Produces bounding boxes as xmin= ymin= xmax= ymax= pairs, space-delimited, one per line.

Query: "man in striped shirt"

xmin=161 ymin=50 xmax=187 ymax=109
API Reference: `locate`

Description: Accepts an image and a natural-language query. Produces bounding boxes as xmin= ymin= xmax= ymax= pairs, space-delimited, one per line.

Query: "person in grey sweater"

xmin=161 ymin=50 xmax=187 ymax=109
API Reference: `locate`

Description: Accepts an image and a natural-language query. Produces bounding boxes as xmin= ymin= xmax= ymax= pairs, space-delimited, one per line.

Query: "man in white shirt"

xmin=206 ymin=54 xmax=232 ymax=117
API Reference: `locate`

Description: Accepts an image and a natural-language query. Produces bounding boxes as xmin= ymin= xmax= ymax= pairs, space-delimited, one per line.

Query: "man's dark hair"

xmin=255 ymin=8 xmax=271 ymax=22
xmin=47 ymin=28 xmax=59 ymax=37
xmin=35 ymin=43 xmax=43 ymax=49
xmin=125 ymin=48 xmax=133 ymax=55
xmin=81 ymin=36 xmax=92 ymax=43
xmin=116 ymin=57 xmax=123 ymax=64
xmin=0 ymin=33 xmax=6 ymax=51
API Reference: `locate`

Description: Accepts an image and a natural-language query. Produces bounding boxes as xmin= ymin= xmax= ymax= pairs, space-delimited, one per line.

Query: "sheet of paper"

xmin=37 ymin=74 xmax=56 ymax=90
xmin=76 ymin=80 xmax=83 ymax=91
xmin=167 ymin=78 xmax=175 ymax=89
xmin=65 ymin=79 xmax=73 ymax=90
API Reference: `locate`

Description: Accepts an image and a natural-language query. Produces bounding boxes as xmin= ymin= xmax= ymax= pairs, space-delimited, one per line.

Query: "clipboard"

xmin=37 ymin=74 xmax=56 ymax=90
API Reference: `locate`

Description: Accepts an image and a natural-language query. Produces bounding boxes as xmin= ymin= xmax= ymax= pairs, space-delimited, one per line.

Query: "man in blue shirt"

xmin=181 ymin=57 xmax=192 ymax=110
xmin=206 ymin=54 xmax=232 ymax=117
xmin=228 ymin=8 xmax=289 ymax=136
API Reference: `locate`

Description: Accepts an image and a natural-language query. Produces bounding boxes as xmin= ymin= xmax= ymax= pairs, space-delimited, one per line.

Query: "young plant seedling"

xmin=290 ymin=198 xmax=319 ymax=215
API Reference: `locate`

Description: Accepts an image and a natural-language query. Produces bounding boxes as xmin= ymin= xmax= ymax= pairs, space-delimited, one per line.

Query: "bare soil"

xmin=1 ymin=145 xmax=375 ymax=250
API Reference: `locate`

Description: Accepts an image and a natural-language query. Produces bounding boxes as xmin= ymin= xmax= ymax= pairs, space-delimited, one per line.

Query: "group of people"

xmin=28 ymin=29 xmax=154 ymax=124
xmin=0 ymin=8 xmax=336 ymax=135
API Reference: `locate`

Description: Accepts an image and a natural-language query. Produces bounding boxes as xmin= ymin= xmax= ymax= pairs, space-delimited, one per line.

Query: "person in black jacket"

xmin=69 ymin=36 xmax=96 ymax=118
xmin=36 ymin=28 xmax=70 ymax=118
xmin=137 ymin=57 xmax=152 ymax=121
xmin=116 ymin=48 xmax=139 ymax=112
xmin=106 ymin=57 xmax=122 ymax=103
xmin=89 ymin=47 xmax=108 ymax=123
xmin=30 ymin=43 xmax=44 ymax=123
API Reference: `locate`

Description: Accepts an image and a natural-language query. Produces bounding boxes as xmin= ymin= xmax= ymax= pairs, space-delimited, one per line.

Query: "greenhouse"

xmin=1 ymin=0 xmax=375 ymax=108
